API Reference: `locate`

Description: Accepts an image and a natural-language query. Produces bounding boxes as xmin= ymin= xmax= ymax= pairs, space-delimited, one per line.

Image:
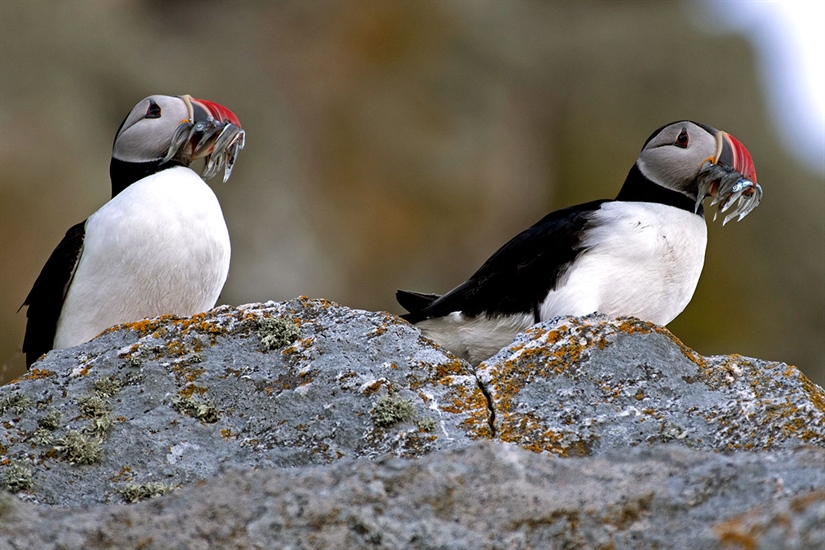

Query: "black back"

xmin=398 ymin=200 xmax=606 ymax=323
xmin=22 ymin=221 xmax=86 ymax=367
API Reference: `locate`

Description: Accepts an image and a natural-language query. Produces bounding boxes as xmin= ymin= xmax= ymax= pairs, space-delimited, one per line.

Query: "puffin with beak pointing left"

xmin=22 ymin=95 xmax=245 ymax=368
xmin=397 ymin=121 xmax=763 ymax=365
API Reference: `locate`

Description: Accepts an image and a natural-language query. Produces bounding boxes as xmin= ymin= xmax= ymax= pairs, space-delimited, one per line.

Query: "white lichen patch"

xmin=167 ymin=441 xmax=201 ymax=465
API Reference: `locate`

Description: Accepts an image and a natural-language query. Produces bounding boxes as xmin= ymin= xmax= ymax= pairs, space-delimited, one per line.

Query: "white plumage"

xmin=540 ymin=202 xmax=707 ymax=324
xmin=55 ymin=166 xmax=230 ymax=348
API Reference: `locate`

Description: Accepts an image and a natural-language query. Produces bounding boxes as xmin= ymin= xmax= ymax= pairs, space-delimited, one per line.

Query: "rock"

xmin=2 ymin=442 xmax=824 ymax=549
xmin=0 ymin=298 xmax=486 ymax=506
xmin=1 ymin=299 xmax=824 ymax=548
xmin=479 ymin=315 xmax=825 ymax=455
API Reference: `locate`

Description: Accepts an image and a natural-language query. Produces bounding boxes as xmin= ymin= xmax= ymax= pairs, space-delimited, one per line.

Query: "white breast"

xmin=539 ymin=201 xmax=707 ymax=325
xmin=54 ymin=166 xmax=230 ymax=349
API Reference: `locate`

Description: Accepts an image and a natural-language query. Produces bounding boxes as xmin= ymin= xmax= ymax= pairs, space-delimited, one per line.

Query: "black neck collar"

xmin=615 ymin=163 xmax=702 ymax=215
xmin=109 ymin=158 xmax=187 ymax=198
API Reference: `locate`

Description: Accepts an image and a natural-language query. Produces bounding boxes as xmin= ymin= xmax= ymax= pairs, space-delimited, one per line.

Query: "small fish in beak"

xmin=162 ymin=95 xmax=246 ymax=183
xmin=695 ymin=130 xmax=762 ymax=225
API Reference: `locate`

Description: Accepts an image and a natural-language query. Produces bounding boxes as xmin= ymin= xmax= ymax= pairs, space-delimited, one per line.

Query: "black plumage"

xmin=398 ymin=199 xmax=606 ymax=324
xmin=21 ymin=221 xmax=86 ymax=367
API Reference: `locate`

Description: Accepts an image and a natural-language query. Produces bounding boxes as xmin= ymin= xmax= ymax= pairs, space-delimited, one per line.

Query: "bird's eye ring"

xmin=145 ymin=100 xmax=162 ymax=119
xmin=675 ymin=128 xmax=689 ymax=148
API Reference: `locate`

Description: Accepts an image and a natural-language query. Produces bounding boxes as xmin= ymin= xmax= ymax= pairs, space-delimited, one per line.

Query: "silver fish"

xmin=162 ymin=118 xmax=245 ymax=184
xmin=696 ymin=162 xmax=763 ymax=225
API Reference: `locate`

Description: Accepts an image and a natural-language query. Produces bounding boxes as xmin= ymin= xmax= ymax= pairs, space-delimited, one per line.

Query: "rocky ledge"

xmin=1 ymin=297 xmax=823 ymax=549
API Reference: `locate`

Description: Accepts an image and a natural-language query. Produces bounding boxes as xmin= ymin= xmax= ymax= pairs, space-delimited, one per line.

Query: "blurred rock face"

xmin=1 ymin=0 xmax=822 ymax=384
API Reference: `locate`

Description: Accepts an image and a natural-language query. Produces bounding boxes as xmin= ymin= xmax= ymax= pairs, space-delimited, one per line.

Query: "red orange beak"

xmin=713 ymin=131 xmax=757 ymax=185
xmin=189 ymin=97 xmax=242 ymax=128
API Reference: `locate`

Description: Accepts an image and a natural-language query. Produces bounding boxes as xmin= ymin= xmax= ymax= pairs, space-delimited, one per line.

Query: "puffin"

xmin=22 ymin=94 xmax=245 ymax=368
xmin=397 ymin=121 xmax=762 ymax=365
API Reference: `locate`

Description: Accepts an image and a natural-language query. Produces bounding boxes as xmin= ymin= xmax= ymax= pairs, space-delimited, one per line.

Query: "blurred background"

xmin=1 ymin=0 xmax=823 ymax=386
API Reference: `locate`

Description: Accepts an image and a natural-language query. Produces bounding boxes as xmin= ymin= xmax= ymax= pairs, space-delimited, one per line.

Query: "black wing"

xmin=398 ymin=200 xmax=607 ymax=323
xmin=22 ymin=221 xmax=86 ymax=368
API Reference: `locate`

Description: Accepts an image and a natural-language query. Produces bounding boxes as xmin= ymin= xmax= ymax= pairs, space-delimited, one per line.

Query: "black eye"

xmin=675 ymin=128 xmax=689 ymax=148
xmin=145 ymin=100 xmax=162 ymax=119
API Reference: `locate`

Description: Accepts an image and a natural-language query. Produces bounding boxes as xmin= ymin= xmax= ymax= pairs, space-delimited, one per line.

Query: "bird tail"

xmin=395 ymin=290 xmax=441 ymax=322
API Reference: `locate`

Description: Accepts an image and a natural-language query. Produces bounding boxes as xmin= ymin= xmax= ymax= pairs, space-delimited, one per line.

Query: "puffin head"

xmin=110 ymin=95 xmax=245 ymax=196
xmin=635 ymin=121 xmax=761 ymax=224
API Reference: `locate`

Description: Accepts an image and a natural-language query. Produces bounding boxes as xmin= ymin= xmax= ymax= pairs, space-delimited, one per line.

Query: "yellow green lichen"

xmin=2 ymin=461 xmax=33 ymax=493
xmin=83 ymin=415 xmax=114 ymax=438
xmin=415 ymin=417 xmax=437 ymax=432
xmin=29 ymin=427 xmax=54 ymax=446
xmin=76 ymin=395 xmax=111 ymax=418
xmin=258 ymin=315 xmax=301 ymax=351
xmin=93 ymin=376 xmax=121 ymax=398
xmin=53 ymin=430 xmax=103 ymax=465
xmin=800 ymin=374 xmax=825 ymax=414
xmin=485 ymin=317 xmax=655 ymax=454
xmin=171 ymin=395 xmax=219 ymax=423
xmin=120 ymin=481 xmax=177 ymax=503
xmin=38 ymin=407 xmax=62 ymax=431
xmin=0 ymin=393 xmax=33 ymax=415
xmin=372 ymin=393 xmax=416 ymax=428
xmin=441 ymin=383 xmax=492 ymax=439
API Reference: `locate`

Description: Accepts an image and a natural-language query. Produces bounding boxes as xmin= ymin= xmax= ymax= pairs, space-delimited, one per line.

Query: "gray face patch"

xmin=112 ymin=95 xmax=245 ymax=183
xmin=112 ymin=95 xmax=191 ymax=164
xmin=636 ymin=121 xmax=718 ymax=200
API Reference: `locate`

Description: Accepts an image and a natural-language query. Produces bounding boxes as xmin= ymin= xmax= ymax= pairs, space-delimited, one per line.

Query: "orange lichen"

xmin=111 ymin=466 xmax=134 ymax=482
xmin=283 ymin=337 xmax=315 ymax=356
xmin=362 ymin=380 xmax=387 ymax=396
xmin=178 ymin=384 xmax=207 ymax=398
xmin=368 ymin=324 xmax=388 ymax=338
xmin=800 ymin=373 xmax=825 ymax=413
xmin=113 ymin=311 xmax=235 ymax=364
xmin=21 ymin=368 xmax=55 ymax=381
xmin=170 ymin=362 xmax=206 ymax=385
xmin=442 ymin=384 xmax=491 ymax=439
xmin=709 ymin=492 xmax=825 ymax=550
xmin=487 ymin=317 xmax=681 ymax=456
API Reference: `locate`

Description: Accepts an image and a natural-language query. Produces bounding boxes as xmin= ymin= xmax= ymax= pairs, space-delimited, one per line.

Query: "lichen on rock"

xmin=119 ymin=481 xmax=177 ymax=503
xmin=0 ymin=298 xmax=822 ymax=549
xmin=53 ymin=430 xmax=103 ymax=465
xmin=372 ymin=393 xmax=417 ymax=428
xmin=2 ymin=461 xmax=32 ymax=493
xmin=257 ymin=315 xmax=300 ymax=351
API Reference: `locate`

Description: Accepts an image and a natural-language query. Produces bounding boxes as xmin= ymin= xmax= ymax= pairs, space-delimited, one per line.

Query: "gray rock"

xmin=0 ymin=298 xmax=486 ymax=506
xmin=479 ymin=314 xmax=825 ymax=455
xmin=2 ymin=442 xmax=823 ymax=550
xmin=1 ymin=300 xmax=824 ymax=549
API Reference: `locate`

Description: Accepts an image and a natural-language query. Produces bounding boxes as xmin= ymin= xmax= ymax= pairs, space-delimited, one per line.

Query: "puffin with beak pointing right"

xmin=397 ymin=121 xmax=763 ymax=365
xmin=22 ymin=94 xmax=245 ymax=368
